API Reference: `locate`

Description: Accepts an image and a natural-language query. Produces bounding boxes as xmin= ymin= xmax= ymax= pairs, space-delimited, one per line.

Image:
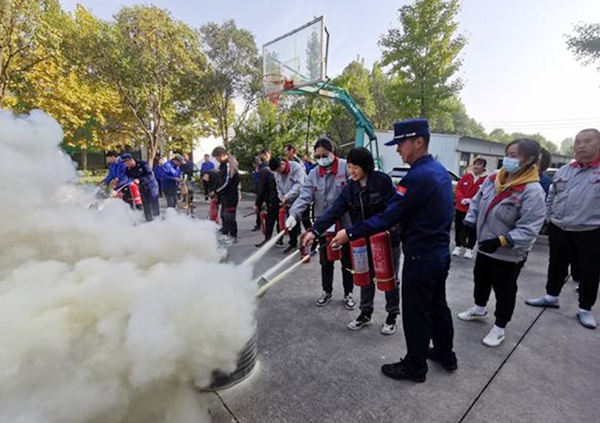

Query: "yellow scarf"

xmin=494 ymin=165 xmax=540 ymax=194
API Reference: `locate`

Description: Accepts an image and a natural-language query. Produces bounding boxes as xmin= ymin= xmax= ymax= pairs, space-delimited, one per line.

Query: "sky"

xmin=59 ymin=0 xmax=600 ymax=146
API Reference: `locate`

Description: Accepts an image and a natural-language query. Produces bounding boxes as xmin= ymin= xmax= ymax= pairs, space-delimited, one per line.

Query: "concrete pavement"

xmin=193 ymin=198 xmax=600 ymax=423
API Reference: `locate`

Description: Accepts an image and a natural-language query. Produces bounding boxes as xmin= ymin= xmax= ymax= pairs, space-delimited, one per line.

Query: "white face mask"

xmin=316 ymin=155 xmax=333 ymax=168
xmin=502 ymin=157 xmax=521 ymax=173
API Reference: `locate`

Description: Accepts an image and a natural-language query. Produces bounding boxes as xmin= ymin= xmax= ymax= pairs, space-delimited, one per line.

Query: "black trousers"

xmin=202 ymin=180 xmax=210 ymax=199
xmin=163 ymin=186 xmax=177 ymax=208
xmin=473 ymin=252 xmax=525 ymax=328
xmin=141 ymin=191 xmax=160 ymax=222
xmin=546 ymin=223 xmax=600 ymax=310
xmin=454 ymin=210 xmax=476 ymax=249
xmin=263 ymin=201 xmax=279 ymax=241
xmin=402 ymin=253 xmax=454 ymax=374
xmin=318 ymin=236 xmax=354 ymax=296
xmin=301 ymin=207 xmax=312 ymax=231
xmin=221 ymin=206 xmax=238 ymax=238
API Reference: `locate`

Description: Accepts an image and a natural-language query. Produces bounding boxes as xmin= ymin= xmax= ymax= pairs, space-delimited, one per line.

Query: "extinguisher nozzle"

xmin=241 ymin=230 xmax=286 ymax=267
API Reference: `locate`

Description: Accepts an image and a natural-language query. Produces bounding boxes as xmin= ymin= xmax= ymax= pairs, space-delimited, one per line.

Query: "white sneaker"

xmin=464 ymin=249 xmax=474 ymax=259
xmin=458 ymin=306 xmax=488 ymax=321
xmin=452 ymin=246 xmax=463 ymax=256
xmin=381 ymin=322 xmax=396 ymax=335
xmin=483 ymin=326 xmax=506 ymax=347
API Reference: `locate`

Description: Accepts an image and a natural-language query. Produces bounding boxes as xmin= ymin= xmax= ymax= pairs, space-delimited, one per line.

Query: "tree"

xmin=566 ymin=22 xmax=600 ymax=70
xmin=379 ymin=0 xmax=466 ymax=118
xmin=68 ymin=5 xmax=207 ymax=163
xmin=560 ymin=137 xmax=575 ymax=156
xmin=199 ymin=20 xmax=261 ymax=148
xmin=369 ymin=62 xmax=396 ymax=131
xmin=429 ymin=96 xmax=486 ymax=138
xmin=0 ymin=0 xmax=63 ymax=107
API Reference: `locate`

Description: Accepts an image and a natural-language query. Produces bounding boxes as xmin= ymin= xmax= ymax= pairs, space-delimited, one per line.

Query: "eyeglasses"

xmin=314 ymin=154 xmax=331 ymax=160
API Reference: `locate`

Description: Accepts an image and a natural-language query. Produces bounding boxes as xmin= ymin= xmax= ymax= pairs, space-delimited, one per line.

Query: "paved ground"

xmin=192 ymin=198 xmax=600 ymax=423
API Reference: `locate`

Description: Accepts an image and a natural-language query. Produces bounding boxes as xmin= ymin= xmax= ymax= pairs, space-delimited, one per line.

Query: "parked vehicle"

xmin=387 ymin=166 xmax=460 ymax=188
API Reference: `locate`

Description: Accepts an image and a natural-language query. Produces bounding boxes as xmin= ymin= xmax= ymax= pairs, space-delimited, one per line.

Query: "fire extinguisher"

xmin=129 ymin=182 xmax=142 ymax=208
xmin=349 ymin=238 xmax=370 ymax=287
xmin=259 ymin=210 xmax=267 ymax=235
xmin=278 ymin=205 xmax=287 ymax=234
xmin=370 ymin=231 xmax=396 ymax=292
xmin=325 ymin=223 xmax=342 ymax=261
xmin=209 ymin=198 xmax=219 ymax=222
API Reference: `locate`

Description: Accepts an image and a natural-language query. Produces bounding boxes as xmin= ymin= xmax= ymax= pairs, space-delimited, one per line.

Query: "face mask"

xmin=317 ymin=156 xmax=333 ymax=168
xmin=502 ymin=157 xmax=521 ymax=173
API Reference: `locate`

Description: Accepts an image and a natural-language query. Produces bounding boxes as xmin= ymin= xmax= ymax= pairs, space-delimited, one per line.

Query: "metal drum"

xmin=208 ymin=322 xmax=258 ymax=390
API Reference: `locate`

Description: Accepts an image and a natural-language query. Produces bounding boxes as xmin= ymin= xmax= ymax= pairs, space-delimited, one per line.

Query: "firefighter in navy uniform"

xmin=329 ymin=118 xmax=457 ymax=382
xmin=121 ymin=153 xmax=160 ymax=222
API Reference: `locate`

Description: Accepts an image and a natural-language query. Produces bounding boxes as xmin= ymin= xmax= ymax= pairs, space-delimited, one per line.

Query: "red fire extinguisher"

xmin=350 ymin=238 xmax=370 ymax=287
xmin=278 ymin=205 xmax=287 ymax=234
xmin=325 ymin=223 xmax=342 ymax=261
xmin=209 ymin=198 xmax=219 ymax=222
xmin=370 ymin=231 xmax=396 ymax=292
xmin=259 ymin=210 xmax=267 ymax=235
xmin=129 ymin=182 xmax=142 ymax=208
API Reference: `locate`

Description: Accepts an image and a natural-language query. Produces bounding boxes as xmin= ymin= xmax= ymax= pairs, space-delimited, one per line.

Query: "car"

xmin=545 ymin=167 xmax=559 ymax=180
xmin=387 ymin=166 xmax=460 ymax=188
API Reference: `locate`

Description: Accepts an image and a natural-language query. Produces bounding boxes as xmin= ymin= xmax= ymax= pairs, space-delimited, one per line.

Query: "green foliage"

xmin=429 ymin=96 xmax=486 ymax=138
xmin=379 ymin=0 xmax=466 ymax=118
xmin=560 ymin=137 xmax=574 ymax=156
xmin=488 ymin=128 xmax=558 ymax=153
xmin=199 ymin=20 xmax=262 ymax=146
xmin=369 ymin=62 xmax=396 ymax=130
xmin=566 ymin=22 xmax=600 ymax=69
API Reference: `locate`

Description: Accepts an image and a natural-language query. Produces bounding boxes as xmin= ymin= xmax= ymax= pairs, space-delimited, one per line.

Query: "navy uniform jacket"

xmin=348 ymin=155 xmax=453 ymax=257
xmin=312 ymin=171 xmax=400 ymax=246
xmin=125 ymin=160 xmax=159 ymax=198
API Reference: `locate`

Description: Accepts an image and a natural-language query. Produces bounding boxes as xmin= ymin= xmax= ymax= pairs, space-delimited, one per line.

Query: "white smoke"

xmin=0 ymin=110 xmax=256 ymax=423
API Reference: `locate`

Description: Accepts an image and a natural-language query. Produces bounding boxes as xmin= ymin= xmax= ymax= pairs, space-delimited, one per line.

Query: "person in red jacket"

xmin=453 ymin=157 xmax=488 ymax=259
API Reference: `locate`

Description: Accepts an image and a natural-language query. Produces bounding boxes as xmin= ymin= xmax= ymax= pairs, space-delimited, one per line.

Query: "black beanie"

xmin=347 ymin=147 xmax=374 ymax=174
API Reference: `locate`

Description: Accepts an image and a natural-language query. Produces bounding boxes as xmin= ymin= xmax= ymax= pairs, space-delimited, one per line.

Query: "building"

xmin=372 ymin=131 xmax=572 ymax=175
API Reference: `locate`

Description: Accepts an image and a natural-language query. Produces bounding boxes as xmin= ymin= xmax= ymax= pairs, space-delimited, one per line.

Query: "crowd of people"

xmin=100 ymin=120 xmax=600 ymax=383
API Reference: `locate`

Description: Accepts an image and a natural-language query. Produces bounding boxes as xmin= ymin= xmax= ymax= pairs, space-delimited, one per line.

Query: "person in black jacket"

xmin=303 ymin=148 xmax=401 ymax=335
xmin=253 ymin=160 xmax=279 ymax=248
xmin=211 ymin=146 xmax=240 ymax=242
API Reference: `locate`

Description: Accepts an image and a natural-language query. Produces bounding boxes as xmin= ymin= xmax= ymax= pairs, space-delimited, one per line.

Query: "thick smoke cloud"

xmin=0 ymin=110 xmax=256 ymax=423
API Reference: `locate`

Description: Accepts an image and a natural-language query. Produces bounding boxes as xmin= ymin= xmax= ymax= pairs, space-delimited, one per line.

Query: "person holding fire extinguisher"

xmin=253 ymin=158 xmax=279 ymax=248
xmin=269 ymin=156 xmax=306 ymax=254
xmin=326 ymin=119 xmax=457 ymax=383
xmin=303 ymin=147 xmax=400 ymax=335
xmin=286 ymin=137 xmax=356 ymax=310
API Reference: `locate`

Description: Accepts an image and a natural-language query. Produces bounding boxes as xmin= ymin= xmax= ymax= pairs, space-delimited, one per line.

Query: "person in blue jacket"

xmin=122 ymin=154 xmax=160 ymax=222
xmin=102 ymin=150 xmax=135 ymax=207
xmin=160 ymin=156 xmax=182 ymax=208
xmin=328 ymin=118 xmax=457 ymax=383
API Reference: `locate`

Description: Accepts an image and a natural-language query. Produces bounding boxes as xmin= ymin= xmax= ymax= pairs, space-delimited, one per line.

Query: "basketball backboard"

xmin=262 ymin=16 xmax=329 ymax=92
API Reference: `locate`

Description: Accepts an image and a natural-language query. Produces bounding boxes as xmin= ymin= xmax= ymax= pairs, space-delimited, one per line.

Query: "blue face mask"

xmin=317 ymin=156 xmax=333 ymax=168
xmin=502 ymin=157 xmax=521 ymax=173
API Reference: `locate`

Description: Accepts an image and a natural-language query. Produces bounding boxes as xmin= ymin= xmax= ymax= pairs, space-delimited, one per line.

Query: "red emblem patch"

xmin=396 ymin=185 xmax=407 ymax=196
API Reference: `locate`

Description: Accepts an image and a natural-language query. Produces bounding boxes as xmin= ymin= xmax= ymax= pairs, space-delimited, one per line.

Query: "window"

xmin=459 ymin=152 xmax=471 ymax=174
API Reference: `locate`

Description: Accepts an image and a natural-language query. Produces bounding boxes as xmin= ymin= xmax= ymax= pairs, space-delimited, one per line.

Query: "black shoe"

xmin=381 ymin=360 xmax=426 ymax=383
xmin=252 ymin=226 xmax=260 ymax=232
xmin=427 ymin=348 xmax=458 ymax=372
xmin=275 ymin=239 xmax=284 ymax=248
xmin=255 ymin=240 xmax=268 ymax=248
xmin=283 ymin=246 xmax=297 ymax=254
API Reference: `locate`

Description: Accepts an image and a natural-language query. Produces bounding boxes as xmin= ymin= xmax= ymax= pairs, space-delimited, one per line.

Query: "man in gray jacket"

xmin=526 ymin=128 xmax=600 ymax=329
xmin=286 ymin=137 xmax=355 ymax=309
xmin=269 ymin=156 xmax=306 ymax=254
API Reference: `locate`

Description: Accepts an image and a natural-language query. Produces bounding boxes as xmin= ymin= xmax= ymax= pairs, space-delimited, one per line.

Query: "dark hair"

xmin=473 ymin=157 xmax=487 ymax=167
xmin=268 ymin=157 xmax=282 ymax=171
xmin=506 ymin=138 xmax=541 ymax=168
xmin=314 ymin=137 xmax=336 ymax=153
xmin=347 ymin=147 xmax=374 ymax=174
xmin=211 ymin=146 xmax=228 ymax=157
xmin=106 ymin=150 xmax=119 ymax=158
xmin=260 ymin=148 xmax=271 ymax=155
xmin=579 ymin=128 xmax=600 ymax=140
xmin=539 ymin=148 xmax=552 ymax=173
xmin=422 ymin=133 xmax=430 ymax=145
xmin=284 ymin=144 xmax=296 ymax=153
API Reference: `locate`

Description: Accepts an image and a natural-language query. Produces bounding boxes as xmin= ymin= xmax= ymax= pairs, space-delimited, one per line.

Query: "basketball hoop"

xmin=263 ymin=74 xmax=293 ymax=105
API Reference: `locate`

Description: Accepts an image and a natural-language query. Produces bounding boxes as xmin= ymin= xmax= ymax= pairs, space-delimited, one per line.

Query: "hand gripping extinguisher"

xmin=299 ymin=231 xmax=311 ymax=263
xmin=278 ymin=205 xmax=288 ymax=234
xmin=325 ymin=223 xmax=342 ymax=262
xmin=349 ymin=237 xmax=370 ymax=287
xmin=129 ymin=182 xmax=142 ymax=209
xmin=209 ymin=198 xmax=219 ymax=222
xmin=259 ymin=209 xmax=268 ymax=235
xmin=370 ymin=231 xmax=396 ymax=292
